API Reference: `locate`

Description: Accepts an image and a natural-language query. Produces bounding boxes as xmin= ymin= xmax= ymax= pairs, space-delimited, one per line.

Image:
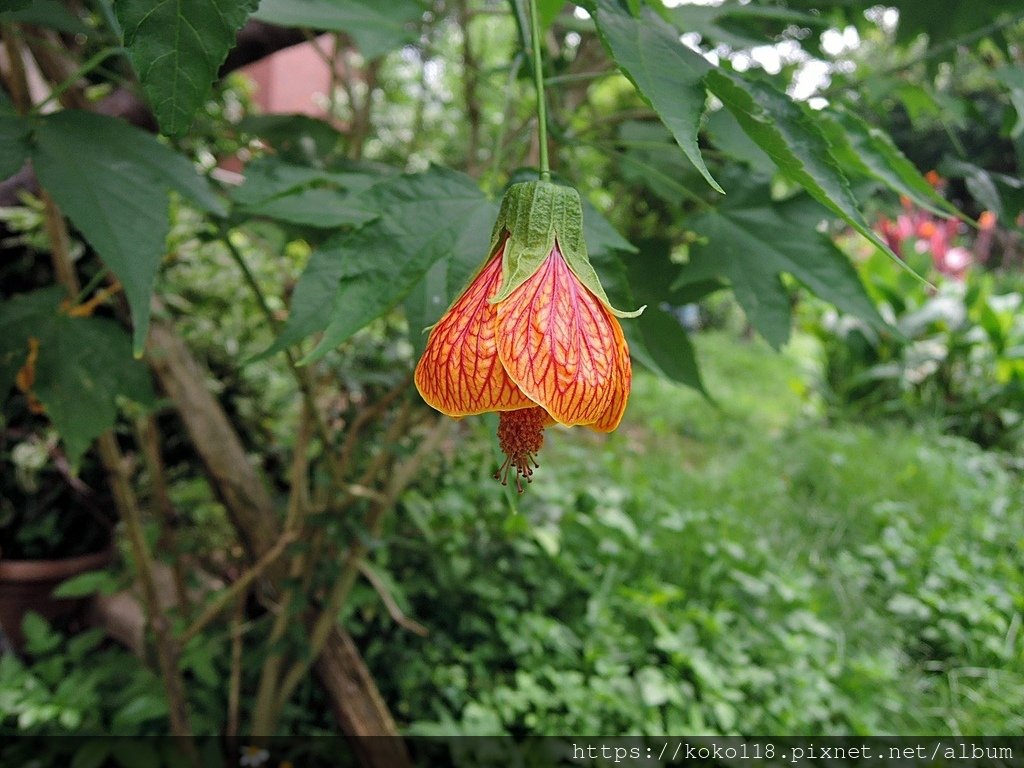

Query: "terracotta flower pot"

xmin=0 ymin=548 xmax=113 ymax=651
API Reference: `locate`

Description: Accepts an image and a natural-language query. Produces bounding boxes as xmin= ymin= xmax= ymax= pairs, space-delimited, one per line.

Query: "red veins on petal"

xmin=589 ymin=305 xmax=631 ymax=433
xmin=495 ymin=247 xmax=622 ymax=427
xmin=414 ymin=246 xmax=535 ymax=417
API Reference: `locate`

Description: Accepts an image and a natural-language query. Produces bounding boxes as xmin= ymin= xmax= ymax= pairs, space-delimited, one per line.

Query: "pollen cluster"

xmin=495 ymin=406 xmax=547 ymax=492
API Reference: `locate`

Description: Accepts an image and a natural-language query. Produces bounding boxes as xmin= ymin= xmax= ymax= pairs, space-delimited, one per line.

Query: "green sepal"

xmin=488 ymin=181 xmax=643 ymax=318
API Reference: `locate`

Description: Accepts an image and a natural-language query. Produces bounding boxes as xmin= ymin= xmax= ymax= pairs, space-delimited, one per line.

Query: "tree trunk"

xmin=147 ymin=321 xmax=279 ymax=561
xmin=317 ymin=630 xmax=413 ymax=766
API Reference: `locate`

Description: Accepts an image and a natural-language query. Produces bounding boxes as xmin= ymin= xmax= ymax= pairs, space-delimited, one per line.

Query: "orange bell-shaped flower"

xmin=414 ymin=181 xmax=641 ymax=491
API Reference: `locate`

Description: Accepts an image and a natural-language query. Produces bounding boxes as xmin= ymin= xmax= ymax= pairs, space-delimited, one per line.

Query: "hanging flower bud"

xmin=414 ymin=180 xmax=642 ymax=491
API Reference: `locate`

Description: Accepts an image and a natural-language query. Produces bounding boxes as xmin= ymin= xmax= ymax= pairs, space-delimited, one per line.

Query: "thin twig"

xmin=226 ymin=591 xmax=246 ymax=742
xmin=179 ymin=529 xmax=298 ymax=647
xmin=358 ymin=561 xmax=428 ymax=636
xmin=134 ymin=415 xmax=191 ymax=614
xmin=251 ymin=403 xmax=315 ymax=735
xmin=98 ymin=433 xmax=197 ymax=743
xmin=335 ymin=375 xmax=412 ymax=480
xmin=270 ymin=414 xmax=449 ymax=720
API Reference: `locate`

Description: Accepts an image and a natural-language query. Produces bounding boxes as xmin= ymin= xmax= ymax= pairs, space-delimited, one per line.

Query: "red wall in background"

xmin=241 ymin=37 xmax=332 ymax=117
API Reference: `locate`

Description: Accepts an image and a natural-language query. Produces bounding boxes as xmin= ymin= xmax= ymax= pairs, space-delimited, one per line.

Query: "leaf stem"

xmin=527 ymin=0 xmax=551 ymax=180
xmin=29 ymin=46 xmax=126 ymax=115
xmin=69 ymin=266 xmax=111 ymax=307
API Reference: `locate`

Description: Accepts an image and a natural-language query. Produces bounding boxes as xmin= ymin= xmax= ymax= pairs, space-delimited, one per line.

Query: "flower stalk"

xmin=528 ymin=0 xmax=550 ymax=181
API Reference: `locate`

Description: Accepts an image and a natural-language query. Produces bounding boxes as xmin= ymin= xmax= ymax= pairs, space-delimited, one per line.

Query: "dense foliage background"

xmin=0 ymin=0 xmax=1022 ymax=764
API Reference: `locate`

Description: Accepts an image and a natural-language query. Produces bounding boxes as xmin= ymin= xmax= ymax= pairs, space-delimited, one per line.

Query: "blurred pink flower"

xmin=934 ymin=245 xmax=972 ymax=280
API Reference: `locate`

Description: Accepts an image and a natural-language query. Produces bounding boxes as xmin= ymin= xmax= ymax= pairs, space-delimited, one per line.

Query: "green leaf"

xmin=32 ymin=111 xmax=225 ymax=354
xmin=117 ymin=0 xmax=258 ymax=135
xmin=683 ymin=180 xmax=882 ymax=348
xmin=403 ymin=198 xmax=499 ymax=355
xmin=0 ymin=112 xmax=30 ymax=179
xmin=52 ymin=570 xmax=119 ymax=598
xmin=622 ymin=238 xmax=708 ymax=393
xmin=705 ymin=108 xmax=775 ymax=175
xmin=0 ymin=0 xmax=90 ymax=33
xmin=538 ymin=0 xmax=565 ymax=28
xmin=237 ymin=113 xmax=345 ymax=164
xmin=705 ymin=69 xmax=909 ymax=271
xmin=891 ymin=83 xmax=944 ymax=127
xmin=66 ymin=628 xmax=105 ymax=658
xmin=940 ymin=159 xmax=1006 ymax=220
xmin=669 ymin=2 xmax=826 ymax=50
xmin=821 ymin=109 xmax=961 ymax=219
xmin=614 ymin=122 xmax=699 ymax=205
xmin=592 ymin=0 xmax=722 ymax=193
xmin=231 ymin=157 xmax=382 ymax=228
xmin=581 ymin=198 xmax=635 ymax=258
xmin=993 ymin=65 xmax=1024 ymax=139
xmin=253 ymin=0 xmax=423 ymax=60
xmin=512 ymin=0 xmax=564 ymax=31
xmin=21 ymin=612 xmax=60 ymax=655
xmin=634 ymin=307 xmax=706 ymax=394
xmin=0 ymin=286 xmax=65 ymax=400
xmin=71 ymin=741 xmax=110 ymax=768
xmin=0 ymin=288 xmax=155 ymax=464
xmin=895 ymin=0 xmax=1023 ymax=45
xmin=262 ymin=166 xmax=494 ymax=362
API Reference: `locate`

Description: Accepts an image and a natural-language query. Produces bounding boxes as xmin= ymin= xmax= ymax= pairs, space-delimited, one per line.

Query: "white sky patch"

xmin=750 ymin=45 xmax=783 ymax=75
xmin=865 ymin=5 xmax=899 ymax=34
xmin=791 ymin=59 xmax=831 ymax=100
xmin=821 ymin=25 xmax=861 ymax=56
xmin=681 ymin=31 xmax=702 ymax=52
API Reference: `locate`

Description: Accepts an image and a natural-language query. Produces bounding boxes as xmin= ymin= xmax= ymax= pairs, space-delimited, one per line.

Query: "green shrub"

xmin=351 ymin=336 xmax=1024 ymax=737
xmin=804 ymin=246 xmax=1024 ymax=451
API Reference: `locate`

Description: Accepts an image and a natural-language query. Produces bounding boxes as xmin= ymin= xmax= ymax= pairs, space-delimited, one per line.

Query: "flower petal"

xmin=495 ymin=248 xmax=620 ymax=426
xmin=414 ymin=248 xmax=536 ymax=417
xmin=588 ymin=306 xmax=631 ymax=432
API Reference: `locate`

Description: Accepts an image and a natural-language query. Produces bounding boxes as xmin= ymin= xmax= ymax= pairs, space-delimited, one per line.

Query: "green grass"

xmin=365 ymin=330 xmax=1024 ymax=737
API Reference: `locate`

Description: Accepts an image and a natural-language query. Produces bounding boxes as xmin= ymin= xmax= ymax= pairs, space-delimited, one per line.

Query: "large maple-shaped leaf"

xmin=31 ymin=111 xmax=225 ymax=354
xmin=819 ymin=109 xmax=960 ymax=219
xmin=682 ymin=180 xmax=882 ymax=348
xmin=230 ymin=156 xmax=384 ymax=228
xmin=253 ymin=0 xmax=423 ymax=60
xmin=403 ymin=199 xmax=498 ymax=357
xmin=0 ymin=289 xmax=154 ymax=465
xmin=117 ymin=0 xmax=259 ymax=135
xmin=705 ymin=70 xmax=907 ymax=268
xmin=592 ymin=0 xmax=722 ymax=193
xmin=261 ymin=165 xmax=495 ymax=362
